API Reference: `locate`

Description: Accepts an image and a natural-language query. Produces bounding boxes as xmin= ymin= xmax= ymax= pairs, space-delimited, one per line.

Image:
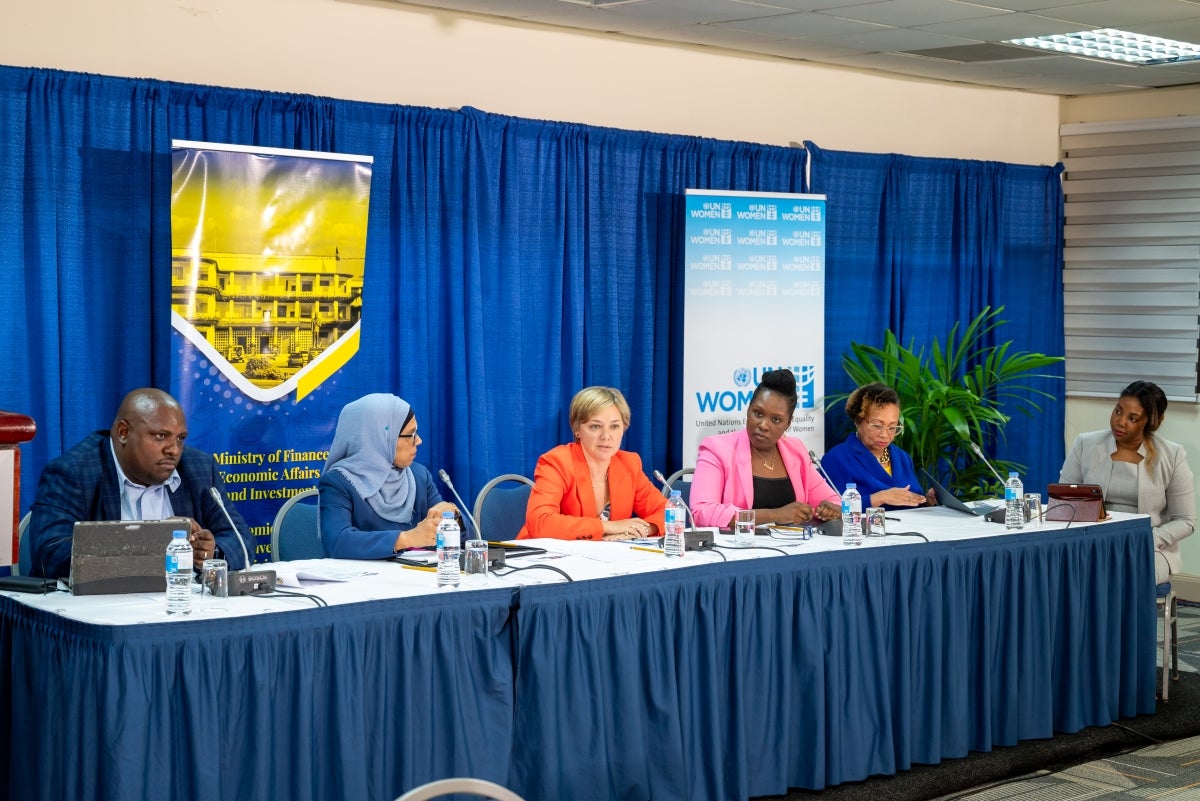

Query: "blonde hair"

xmin=569 ymin=386 xmax=631 ymax=431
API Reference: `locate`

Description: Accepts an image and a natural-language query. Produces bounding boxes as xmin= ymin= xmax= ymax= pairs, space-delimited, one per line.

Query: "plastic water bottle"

xmin=841 ymin=483 xmax=863 ymax=547
xmin=663 ymin=490 xmax=686 ymax=558
xmin=436 ymin=511 xmax=461 ymax=588
xmin=165 ymin=528 xmax=193 ymax=615
xmin=1005 ymin=471 xmax=1025 ymax=530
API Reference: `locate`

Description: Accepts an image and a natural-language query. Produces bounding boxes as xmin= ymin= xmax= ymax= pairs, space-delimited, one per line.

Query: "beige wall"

xmin=4 ymin=0 xmax=1061 ymax=165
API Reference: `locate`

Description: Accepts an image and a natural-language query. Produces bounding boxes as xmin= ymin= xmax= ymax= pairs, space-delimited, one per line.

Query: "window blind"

xmin=1061 ymin=115 xmax=1200 ymax=401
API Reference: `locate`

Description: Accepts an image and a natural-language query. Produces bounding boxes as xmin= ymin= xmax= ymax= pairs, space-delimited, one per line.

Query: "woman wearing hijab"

xmin=318 ymin=393 xmax=456 ymax=559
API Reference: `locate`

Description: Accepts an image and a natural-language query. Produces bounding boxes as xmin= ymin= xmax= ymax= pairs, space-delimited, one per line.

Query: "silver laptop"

xmin=69 ymin=518 xmax=191 ymax=595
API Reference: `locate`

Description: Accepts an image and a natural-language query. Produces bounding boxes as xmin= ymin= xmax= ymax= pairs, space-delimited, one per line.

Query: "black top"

xmin=752 ymin=475 xmax=796 ymax=511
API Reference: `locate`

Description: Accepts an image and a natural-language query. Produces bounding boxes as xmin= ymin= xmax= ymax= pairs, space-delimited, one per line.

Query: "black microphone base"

xmin=230 ymin=569 xmax=277 ymax=595
xmin=657 ymin=529 xmax=715 ymax=552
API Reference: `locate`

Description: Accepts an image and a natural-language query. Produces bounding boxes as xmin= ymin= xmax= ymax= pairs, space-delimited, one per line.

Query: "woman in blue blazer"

xmin=318 ymin=393 xmax=457 ymax=559
xmin=822 ymin=383 xmax=935 ymax=510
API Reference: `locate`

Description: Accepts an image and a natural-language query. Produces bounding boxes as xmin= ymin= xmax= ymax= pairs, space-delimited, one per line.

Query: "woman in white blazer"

xmin=1060 ymin=380 xmax=1195 ymax=583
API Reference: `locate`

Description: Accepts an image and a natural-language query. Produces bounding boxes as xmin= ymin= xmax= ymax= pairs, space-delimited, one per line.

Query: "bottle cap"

xmin=670 ymin=490 xmax=681 ymax=498
xmin=172 ymin=529 xmax=187 ymax=538
xmin=442 ymin=511 xmax=454 ymax=518
xmin=846 ymin=483 xmax=856 ymax=489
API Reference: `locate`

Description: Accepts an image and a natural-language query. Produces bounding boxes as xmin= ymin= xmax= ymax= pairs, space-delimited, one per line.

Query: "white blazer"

xmin=1060 ymin=429 xmax=1195 ymax=577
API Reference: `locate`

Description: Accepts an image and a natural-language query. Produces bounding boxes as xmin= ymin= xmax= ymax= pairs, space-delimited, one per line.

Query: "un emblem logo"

xmin=733 ymin=368 xmax=752 ymax=388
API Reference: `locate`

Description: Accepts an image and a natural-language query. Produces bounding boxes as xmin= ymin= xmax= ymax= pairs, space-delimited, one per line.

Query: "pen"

xmin=885 ymin=516 xmax=901 ymax=521
xmin=631 ymin=545 xmax=664 ymax=554
xmin=401 ymin=564 xmax=437 ymax=573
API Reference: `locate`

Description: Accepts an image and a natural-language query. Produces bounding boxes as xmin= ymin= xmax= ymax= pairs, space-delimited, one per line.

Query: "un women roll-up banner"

xmin=170 ymin=141 xmax=373 ymax=560
xmin=682 ymin=190 xmax=827 ymax=466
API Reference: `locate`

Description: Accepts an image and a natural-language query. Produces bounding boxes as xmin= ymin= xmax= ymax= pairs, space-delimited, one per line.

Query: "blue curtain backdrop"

xmin=0 ymin=64 xmax=1064 ymax=519
xmin=807 ymin=143 xmax=1066 ymax=491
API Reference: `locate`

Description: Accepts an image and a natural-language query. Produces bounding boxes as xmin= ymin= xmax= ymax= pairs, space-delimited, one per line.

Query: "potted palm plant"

xmin=828 ymin=307 xmax=1063 ymax=499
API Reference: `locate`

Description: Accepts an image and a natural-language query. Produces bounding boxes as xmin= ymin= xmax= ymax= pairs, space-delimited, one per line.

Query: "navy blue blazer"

xmin=821 ymin=433 xmax=925 ymax=510
xmin=317 ymin=464 xmax=445 ymax=559
xmin=27 ymin=431 xmax=253 ymax=578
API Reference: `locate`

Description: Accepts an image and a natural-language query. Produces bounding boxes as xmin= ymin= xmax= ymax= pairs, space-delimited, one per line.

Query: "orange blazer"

xmin=519 ymin=442 xmax=667 ymax=540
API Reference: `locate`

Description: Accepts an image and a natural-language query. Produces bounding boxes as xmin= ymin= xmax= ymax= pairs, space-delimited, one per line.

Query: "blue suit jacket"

xmin=27 ymin=431 xmax=253 ymax=578
xmin=821 ymin=433 xmax=925 ymax=510
xmin=317 ymin=463 xmax=445 ymax=559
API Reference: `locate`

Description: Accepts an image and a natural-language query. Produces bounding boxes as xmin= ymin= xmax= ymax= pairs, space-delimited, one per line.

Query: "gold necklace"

xmin=877 ymin=449 xmax=891 ymax=466
xmin=758 ymin=449 xmax=777 ymax=470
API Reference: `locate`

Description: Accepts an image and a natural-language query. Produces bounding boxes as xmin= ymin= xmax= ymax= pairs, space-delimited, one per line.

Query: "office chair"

xmin=472 ymin=474 xmax=534 ymax=541
xmin=662 ymin=467 xmax=694 ymax=505
xmin=270 ymin=488 xmax=325 ymax=561
xmin=14 ymin=512 xmax=30 ymax=576
xmin=1157 ymin=582 xmax=1179 ymax=701
xmin=394 ymin=778 xmax=526 ymax=801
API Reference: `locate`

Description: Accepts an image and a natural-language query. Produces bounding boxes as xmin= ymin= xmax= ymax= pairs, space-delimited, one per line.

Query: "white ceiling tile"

xmin=828 ymin=0 xmax=1012 ymax=27
xmin=387 ymin=0 xmax=1200 ymax=94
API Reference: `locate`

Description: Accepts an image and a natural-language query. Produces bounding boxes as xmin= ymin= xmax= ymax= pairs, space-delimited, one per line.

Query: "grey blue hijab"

xmin=323 ymin=394 xmax=417 ymax=524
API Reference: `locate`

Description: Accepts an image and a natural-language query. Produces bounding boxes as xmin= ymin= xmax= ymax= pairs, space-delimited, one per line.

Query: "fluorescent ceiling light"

xmin=1004 ymin=28 xmax=1200 ymax=65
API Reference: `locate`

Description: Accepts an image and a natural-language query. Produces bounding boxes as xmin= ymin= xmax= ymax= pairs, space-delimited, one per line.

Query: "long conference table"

xmin=0 ymin=508 xmax=1157 ymax=801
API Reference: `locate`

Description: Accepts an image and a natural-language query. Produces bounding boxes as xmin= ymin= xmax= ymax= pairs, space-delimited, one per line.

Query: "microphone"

xmin=210 ymin=487 xmax=276 ymax=594
xmin=653 ymin=470 xmax=697 ymax=530
xmin=438 ymin=469 xmax=483 ymax=540
xmin=210 ymin=487 xmax=252 ymax=569
xmin=808 ymin=450 xmax=839 ymax=493
xmin=966 ymin=441 xmax=1008 ymax=487
xmin=653 ymin=469 xmax=714 ymax=551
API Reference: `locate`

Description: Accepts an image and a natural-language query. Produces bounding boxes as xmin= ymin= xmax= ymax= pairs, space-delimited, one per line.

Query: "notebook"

xmin=69 ymin=518 xmax=192 ymax=596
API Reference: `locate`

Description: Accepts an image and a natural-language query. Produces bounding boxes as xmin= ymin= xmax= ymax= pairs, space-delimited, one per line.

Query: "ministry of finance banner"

xmin=682 ymin=190 xmax=827 ymax=467
xmin=170 ymin=141 xmax=373 ymax=560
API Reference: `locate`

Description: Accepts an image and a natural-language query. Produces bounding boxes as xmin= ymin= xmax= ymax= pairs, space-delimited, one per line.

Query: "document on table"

xmin=273 ymin=563 xmax=380 ymax=587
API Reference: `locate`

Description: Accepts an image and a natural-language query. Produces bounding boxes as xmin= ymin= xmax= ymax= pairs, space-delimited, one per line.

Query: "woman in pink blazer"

xmin=691 ymin=369 xmax=840 ymax=529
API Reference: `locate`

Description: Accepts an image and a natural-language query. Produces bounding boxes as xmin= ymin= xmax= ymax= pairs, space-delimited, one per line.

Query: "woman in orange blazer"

xmin=520 ymin=387 xmax=667 ymax=540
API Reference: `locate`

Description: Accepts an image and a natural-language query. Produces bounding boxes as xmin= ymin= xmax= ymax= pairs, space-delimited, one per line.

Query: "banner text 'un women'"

xmin=682 ymin=190 xmax=827 ymax=466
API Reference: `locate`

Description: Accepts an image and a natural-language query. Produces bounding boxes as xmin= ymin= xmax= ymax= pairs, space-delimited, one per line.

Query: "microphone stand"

xmin=808 ymin=449 xmax=840 ymax=494
xmin=209 ymin=487 xmax=276 ymax=594
xmin=967 ymin=441 xmax=1008 ymax=487
xmin=653 ymin=469 xmax=714 ymax=551
xmin=438 ymin=469 xmax=484 ymax=541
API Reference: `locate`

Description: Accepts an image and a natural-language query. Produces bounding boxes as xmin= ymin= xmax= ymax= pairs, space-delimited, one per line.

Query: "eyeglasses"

xmin=866 ymin=422 xmax=904 ymax=436
xmin=397 ymin=429 xmax=419 ymax=443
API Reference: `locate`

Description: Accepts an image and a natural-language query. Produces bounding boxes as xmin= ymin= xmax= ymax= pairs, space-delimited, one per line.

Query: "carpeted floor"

xmin=932 ymin=733 xmax=1200 ymax=801
xmin=756 ymin=602 xmax=1200 ymax=801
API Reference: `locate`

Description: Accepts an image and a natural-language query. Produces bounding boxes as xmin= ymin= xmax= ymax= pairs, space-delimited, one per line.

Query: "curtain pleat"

xmin=0 ymin=66 xmax=1062 ymax=510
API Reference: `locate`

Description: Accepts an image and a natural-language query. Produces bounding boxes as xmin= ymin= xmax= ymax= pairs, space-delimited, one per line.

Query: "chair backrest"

xmin=662 ymin=467 xmax=695 ymax=506
xmin=472 ymin=474 xmax=534 ymax=541
xmin=394 ymin=778 xmax=526 ymax=801
xmin=270 ymin=488 xmax=324 ymax=562
xmin=15 ymin=511 xmax=30 ymax=576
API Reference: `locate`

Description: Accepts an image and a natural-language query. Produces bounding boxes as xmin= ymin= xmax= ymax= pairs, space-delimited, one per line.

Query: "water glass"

xmin=1023 ymin=493 xmax=1043 ymax=527
xmin=200 ymin=558 xmax=228 ymax=611
xmin=865 ymin=507 xmax=886 ymax=537
xmin=734 ymin=509 xmax=756 ymax=547
xmin=463 ymin=539 xmax=489 ymax=588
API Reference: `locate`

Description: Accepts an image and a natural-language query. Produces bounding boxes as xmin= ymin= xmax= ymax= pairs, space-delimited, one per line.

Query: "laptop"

xmin=69 ymin=518 xmax=191 ymax=595
xmin=920 ymin=469 xmax=1001 ymax=518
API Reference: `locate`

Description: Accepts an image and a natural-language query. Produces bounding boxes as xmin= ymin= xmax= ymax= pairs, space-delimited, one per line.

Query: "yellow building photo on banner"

xmin=170 ymin=141 xmax=373 ymax=402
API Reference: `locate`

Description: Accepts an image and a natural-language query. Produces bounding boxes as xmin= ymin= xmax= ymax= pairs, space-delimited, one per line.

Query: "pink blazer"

xmin=690 ymin=429 xmax=839 ymax=528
